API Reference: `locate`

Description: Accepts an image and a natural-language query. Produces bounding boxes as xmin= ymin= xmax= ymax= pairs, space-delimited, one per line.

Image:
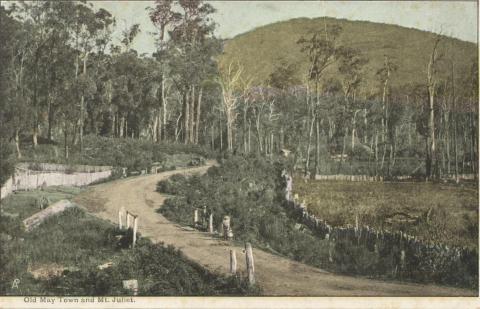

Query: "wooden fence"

xmin=282 ymin=172 xmax=477 ymax=280
xmin=1 ymin=163 xmax=112 ymax=200
xmin=17 ymin=162 xmax=112 ymax=173
xmin=310 ymin=173 xmax=476 ymax=182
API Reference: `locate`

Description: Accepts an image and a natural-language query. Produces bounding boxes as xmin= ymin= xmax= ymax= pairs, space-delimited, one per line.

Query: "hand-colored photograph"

xmin=0 ymin=0 xmax=478 ymax=306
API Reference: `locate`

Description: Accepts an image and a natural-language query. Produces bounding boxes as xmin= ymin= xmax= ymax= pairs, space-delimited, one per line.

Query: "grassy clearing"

xmin=0 ymin=188 xmax=257 ymax=296
xmin=2 ymin=186 xmax=83 ymax=220
xmin=293 ymin=178 xmax=479 ymax=249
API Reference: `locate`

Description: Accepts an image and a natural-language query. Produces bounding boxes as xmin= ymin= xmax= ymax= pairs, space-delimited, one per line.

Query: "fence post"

xmin=230 ymin=249 xmax=237 ymax=274
xmin=208 ymin=213 xmax=214 ymax=233
xmin=400 ymin=249 xmax=406 ymax=270
xmin=118 ymin=208 xmax=124 ymax=230
xmin=245 ymin=242 xmax=255 ymax=285
xmin=194 ymin=209 xmax=199 ymax=227
xmin=202 ymin=206 xmax=207 ymax=227
xmin=132 ymin=216 xmax=138 ymax=248
xmin=328 ymin=240 xmax=334 ymax=263
xmin=126 ymin=211 xmax=131 ymax=229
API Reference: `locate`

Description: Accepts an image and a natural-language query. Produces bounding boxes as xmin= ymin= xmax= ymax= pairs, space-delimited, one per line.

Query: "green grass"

xmin=2 ymin=186 xmax=83 ymax=220
xmin=0 ymin=189 xmax=257 ymax=296
xmin=221 ymin=16 xmax=477 ymax=96
xmin=293 ymin=178 xmax=479 ymax=249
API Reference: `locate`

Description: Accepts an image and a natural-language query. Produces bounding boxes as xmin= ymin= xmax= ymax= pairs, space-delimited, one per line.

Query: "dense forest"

xmin=0 ymin=0 xmax=478 ymax=182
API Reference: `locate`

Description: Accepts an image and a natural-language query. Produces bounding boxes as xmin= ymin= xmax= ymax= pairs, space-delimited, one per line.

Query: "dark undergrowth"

xmin=0 ymin=203 xmax=259 ymax=296
xmin=18 ymin=135 xmax=212 ymax=173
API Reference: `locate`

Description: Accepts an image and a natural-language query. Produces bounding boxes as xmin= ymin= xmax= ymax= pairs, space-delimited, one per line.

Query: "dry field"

xmin=293 ymin=178 xmax=478 ymax=249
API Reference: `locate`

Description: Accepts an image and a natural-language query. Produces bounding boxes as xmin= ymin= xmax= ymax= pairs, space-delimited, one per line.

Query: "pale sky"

xmin=92 ymin=1 xmax=478 ymax=55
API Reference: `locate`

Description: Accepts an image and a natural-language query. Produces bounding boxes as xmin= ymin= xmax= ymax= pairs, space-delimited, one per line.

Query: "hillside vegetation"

xmin=221 ymin=17 xmax=477 ymax=93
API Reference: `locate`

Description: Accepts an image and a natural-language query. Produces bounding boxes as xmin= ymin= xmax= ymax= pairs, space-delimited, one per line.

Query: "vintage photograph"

xmin=0 ymin=0 xmax=478 ymax=305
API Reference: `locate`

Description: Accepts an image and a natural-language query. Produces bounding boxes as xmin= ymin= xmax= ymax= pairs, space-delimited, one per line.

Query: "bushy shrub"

xmin=0 ymin=205 xmax=258 ymax=296
xmin=18 ymin=135 xmax=212 ymax=173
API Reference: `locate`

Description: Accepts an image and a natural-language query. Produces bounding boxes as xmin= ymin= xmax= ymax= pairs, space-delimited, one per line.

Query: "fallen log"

xmin=23 ymin=200 xmax=74 ymax=232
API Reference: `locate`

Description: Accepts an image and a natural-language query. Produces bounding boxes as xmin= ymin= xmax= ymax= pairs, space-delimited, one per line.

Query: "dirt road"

xmin=73 ymin=163 xmax=474 ymax=296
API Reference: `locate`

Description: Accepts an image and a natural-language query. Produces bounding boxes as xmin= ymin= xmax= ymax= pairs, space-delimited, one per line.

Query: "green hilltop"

xmin=220 ymin=17 xmax=477 ymax=95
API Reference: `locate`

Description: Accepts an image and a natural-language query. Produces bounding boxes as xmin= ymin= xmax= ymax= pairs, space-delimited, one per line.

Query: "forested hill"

xmin=220 ymin=17 xmax=477 ymax=94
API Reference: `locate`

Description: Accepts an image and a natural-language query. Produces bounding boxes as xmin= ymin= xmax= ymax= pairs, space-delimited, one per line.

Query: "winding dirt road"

xmin=73 ymin=162 xmax=474 ymax=296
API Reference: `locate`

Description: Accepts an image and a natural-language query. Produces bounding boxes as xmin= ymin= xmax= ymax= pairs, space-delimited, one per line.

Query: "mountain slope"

xmin=220 ymin=17 xmax=477 ymax=95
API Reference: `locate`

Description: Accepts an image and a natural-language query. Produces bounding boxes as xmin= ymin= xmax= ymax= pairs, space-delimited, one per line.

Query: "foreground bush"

xmin=0 ymin=206 xmax=258 ymax=296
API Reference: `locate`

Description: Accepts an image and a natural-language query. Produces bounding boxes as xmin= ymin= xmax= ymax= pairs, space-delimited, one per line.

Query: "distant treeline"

xmin=0 ymin=1 xmax=477 ymax=186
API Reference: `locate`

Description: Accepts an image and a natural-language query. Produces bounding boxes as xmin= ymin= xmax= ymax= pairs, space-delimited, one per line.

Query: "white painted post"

xmin=208 ymin=213 xmax=213 ymax=233
xmin=328 ymin=239 xmax=335 ymax=263
xmin=245 ymin=242 xmax=255 ymax=285
xmin=194 ymin=209 xmax=199 ymax=227
xmin=219 ymin=222 xmax=224 ymax=237
xmin=118 ymin=208 xmax=123 ymax=230
xmin=126 ymin=212 xmax=131 ymax=229
xmin=202 ymin=206 xmax=207 ymax=227
xmin=132 ymin=216 xmax=138 ymax=248
xmin=230 ymin=249 xmax=237 ymax=274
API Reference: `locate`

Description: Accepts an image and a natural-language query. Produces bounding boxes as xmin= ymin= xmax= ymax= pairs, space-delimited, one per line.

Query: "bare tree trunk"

xmin=426 ymin=38 xmax=441 ymax=179
xmin=183 ymin=90 xmax=189 ymax=144
xmin=111 ymin=112 xmax=116 ymax=138
xmin=248 ymin=120 xmax=251 ymax=153
xmin=270 ymin=133 xmax=274 ymax=158
xmin=64 ymin=123 xmax=69 ymax=159
xmin=374 ymin=130 xmax=379 ymax=176
xmin=279 ymin=127 xmax=284 ymax=150
xmin=226 ymin=110 xmax=234 ymax=151
xmin=429 ymin=90 xmax=436 ymax=179
xmin=363 ymin=108 xmax=368 ymax=144
xmin=211 ymin=124 xmax=215 ymax=150
xmin=119 ymin=116 xmax=125 ymax=138
xmin=220 ymin=120 xmax=223 ymax=151
xmin=15 ymin=129 xmax=21 ymax=159
xmin=305 ymin=114 xmax=316 ymax=177
xmin=79 ymin=53 xmax=88 ymax=153
xmin=451 ymin=60 xmax=459 ymax=182
xmin=469 ymin=105 xmax=477 ymax=176
xmin=190 ymin=85 xmax=195 ymax=144
xmin=352 ymin=110 xmax=359 ymax=151
xmin=314 ymin=118 xmax=320 ymax=177
xmin=161 ymin=73 xmax=167 ymax=141
xmin=243 ymin=105 xmax=248 ymax=153
xmin=152 ymin=111 xmax=158 ymax=142
xmin=174 ymin=113 xmax=182 ymax=142
xmin=195 ymin=87 xmax=203 ymax=144
xmin=341 ymin=126 xmax=348 ymax=163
